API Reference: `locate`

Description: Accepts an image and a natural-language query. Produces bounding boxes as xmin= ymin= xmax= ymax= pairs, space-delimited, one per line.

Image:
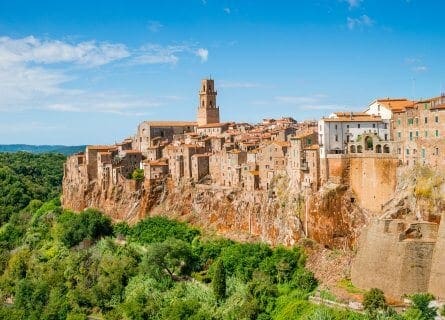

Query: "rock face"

xmin=62 ymin=168 xmax=367 ymax=247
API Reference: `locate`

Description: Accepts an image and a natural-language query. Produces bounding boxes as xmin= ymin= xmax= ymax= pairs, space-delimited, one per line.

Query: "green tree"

xmin=363 ymin=288 xmax=387 ymax=315
xmin=143 ymin=238 xmax=196 ymax=281
xmin=212 ymin=259 xmax=226 ymax=302
xmin=131 ymin=168 xmax=145 ymax=182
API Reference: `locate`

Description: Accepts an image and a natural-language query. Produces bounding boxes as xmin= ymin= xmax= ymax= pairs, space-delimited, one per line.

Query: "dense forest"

xmin=0 ymin=145 xmax=85 ymax=155
xmin=0 ymin=153 xmax=441 ymax=319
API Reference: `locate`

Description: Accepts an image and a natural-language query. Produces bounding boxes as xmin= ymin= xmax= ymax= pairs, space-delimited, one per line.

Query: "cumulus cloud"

xmin=0 ymin=36 xmax=129 ymax=67
xmin=347 ymin=15 xmax=374 ymax=30
xmin=196 ymin=48 xmax=208 ymax=62
xmin=0 ymin=35 xmax=210 ymax=115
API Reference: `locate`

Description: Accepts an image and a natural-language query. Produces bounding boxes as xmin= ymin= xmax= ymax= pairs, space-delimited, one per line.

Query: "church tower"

xmin=197 ymin=78 xmax=220 ymax=126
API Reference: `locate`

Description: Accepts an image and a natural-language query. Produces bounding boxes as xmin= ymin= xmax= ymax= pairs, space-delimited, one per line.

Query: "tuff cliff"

xmin=62 ymin=170 xmax=367 ymax=247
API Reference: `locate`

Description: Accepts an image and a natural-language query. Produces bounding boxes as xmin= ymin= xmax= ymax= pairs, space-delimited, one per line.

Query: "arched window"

xmin=357 ymin=145 xmax=363 ymax=153
xmin=376 ymin=144 xmax=382 ymax=153
xmin=350 ymin=145 xmax=356 ymax=153
xmin=365 ymin=136 xmax=373 ymax=150
xmin=383 ymin=145 xmax=390 ymax=153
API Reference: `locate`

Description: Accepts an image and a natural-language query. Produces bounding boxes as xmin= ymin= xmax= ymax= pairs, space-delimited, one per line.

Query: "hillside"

xmin=0 ymin=144 xmax=85 ymax=155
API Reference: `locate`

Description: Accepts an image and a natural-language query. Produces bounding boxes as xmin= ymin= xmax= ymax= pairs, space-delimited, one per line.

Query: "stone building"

xmin=197 ymin=78 xmax=220 ymax=126
xmin=257 ymin=141 xmax=290 ymax=190
xmin=392 ymin=95 xmax=445 ymax=167
xmin=287 ymin=130 xmax=319 ymax=192
xmin=135 ymin=121 xmax=196 ymax=156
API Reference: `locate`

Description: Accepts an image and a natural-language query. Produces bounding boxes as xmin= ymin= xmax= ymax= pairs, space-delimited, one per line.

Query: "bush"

xmin=131 ymin=169 xmax=145 ymax=182
xmin=129 ymin=216 xmax=200 ymax=244
xmin=363 ymin=288 xmax=387 ymax=315
xmin=58 ymin=209 xmax=113 ymax=247
xmin=405 ymin=293 xmax=437 ymax=320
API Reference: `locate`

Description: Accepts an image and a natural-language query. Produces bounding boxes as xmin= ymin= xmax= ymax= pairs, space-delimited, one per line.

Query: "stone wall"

xmin=351 ymin=219 xmax=439 ymax=300
xmin=348 ymin=156 xmax=398 ymax=213
xmin=429 ymin=212 xmax=445 ymax=299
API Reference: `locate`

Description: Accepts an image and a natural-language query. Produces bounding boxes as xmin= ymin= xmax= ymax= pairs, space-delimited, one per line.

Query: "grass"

xmin=337 ymin=278 xmax=365 ymax=295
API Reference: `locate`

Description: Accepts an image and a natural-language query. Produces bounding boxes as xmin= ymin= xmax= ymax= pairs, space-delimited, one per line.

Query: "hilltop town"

xmin=62 ymin=78 xmax=445 ymax=300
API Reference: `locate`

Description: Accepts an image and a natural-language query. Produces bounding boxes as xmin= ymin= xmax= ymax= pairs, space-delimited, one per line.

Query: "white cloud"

xmin=224 ymin=7 xmax=231 ymax=14
xmin=0 ymin=36 xmax=129 ymax=67
xmin=196 ymin=48 xmax=209 ymax=62
xmin=413 ymin=66 xmax=427 ymax=72
xmin=0 ymin=35 xmax=210 ymax=116
xmin=147 ymin=20 xmax=163 ymax=33
xmin=347 ymin=15 xmax=374 ymax=30
xmin=343 ymin=0 xmax=363 ymax=9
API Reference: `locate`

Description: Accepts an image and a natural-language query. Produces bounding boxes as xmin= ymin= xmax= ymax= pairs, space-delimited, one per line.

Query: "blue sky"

xmin=0 ymin=0 xmax=444 ymax=144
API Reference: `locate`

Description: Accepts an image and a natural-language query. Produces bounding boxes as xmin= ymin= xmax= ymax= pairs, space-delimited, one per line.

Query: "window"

xmin=415 ymin=131 xmax=419 ymax=138
xmin=415 ymin=118 xmax=419 ymax=125
xmin=408 ymin=118 xmax=413 ymax=125
xmin=424 ymin=103 xmax=428 ymax=110
xmin=358 ymin=124 xmax=361 ymax=128
xmin=397 ymin=148 xmax=401 ymax=155
xmin=421 ymin=148 xmax=426 ymax=158
xmin=397 ymin=132 xmax=401 ymax=139
xmin=397 ymin=119 xmax=401 ymax=125
xmin=384 ymin=123 xmax=388 ymax=129
xmin=435 ymin=147 xmax=439 ymax=156
xmin=406 ymin=148 xmax=410 ymax=155
xmin=384 ymin=134 xmax=388 ymax=141
xmin=335 ymin=124 xmax=338 ymax=130
xmin=335 ymin=134 xmax=338 ymax=142
xmin=409 ymin=132 xmax=413 ymax=141
xmin=372 ymin=123 xmax=376 ymax=128
xmin=346 ymin=125 xmax=349 ymax=129
xmin=425 ymin=131 xmax=428 ymax=138
xmin=424 ymin=117 xmax=428 ymax=124
xmin=435 ymin=116 xmax=439 ymax=123
xmin=435 ymin=130 xmax=439 ymax=137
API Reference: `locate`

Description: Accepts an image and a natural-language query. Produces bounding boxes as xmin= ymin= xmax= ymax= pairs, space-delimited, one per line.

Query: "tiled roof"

xmin=375 ymin=98 xmax=416 ymax=111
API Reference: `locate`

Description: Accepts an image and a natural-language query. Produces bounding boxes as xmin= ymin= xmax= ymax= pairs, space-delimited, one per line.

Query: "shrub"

xmin=363 ymin=288 xmax=387 ymax=315
xmin=212 ymin=259 xmax=226 ymax=302
xmin=131 ymin=169 xmax=145 ymax=182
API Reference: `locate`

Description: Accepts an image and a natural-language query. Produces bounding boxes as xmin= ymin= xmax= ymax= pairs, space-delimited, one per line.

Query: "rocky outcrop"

xmin=63 ymin=171 xmax=367 ymax=247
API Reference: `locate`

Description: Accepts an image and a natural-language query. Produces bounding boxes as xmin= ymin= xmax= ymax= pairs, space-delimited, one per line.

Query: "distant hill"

xmin=0 ymin=144 xmax=85 ymax=155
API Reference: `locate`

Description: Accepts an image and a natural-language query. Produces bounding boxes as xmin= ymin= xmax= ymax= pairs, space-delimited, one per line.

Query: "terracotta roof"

xmin=304 ymin=144 xmax=320 ymax=150
xmin=292 ymin=130 xmax=316 ymax=140
xmin=144 ymin=121 xmax=197 ymax=127
xmin=148 ymin=160 xmax=168 ymax=166
xmin=430 ymin=103 xmax=445 ymax=110
xmin=272 ymin=141 xmax=291 ymax=147
xmin=323 ymin=113 xmax=382 ymax=122
xmin=375 ymin=98 xmax=416 ymax=111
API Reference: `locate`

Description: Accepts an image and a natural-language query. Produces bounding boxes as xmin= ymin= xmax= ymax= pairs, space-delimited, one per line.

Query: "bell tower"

xmin=197 ymin=78 xmax=220 ymax=126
